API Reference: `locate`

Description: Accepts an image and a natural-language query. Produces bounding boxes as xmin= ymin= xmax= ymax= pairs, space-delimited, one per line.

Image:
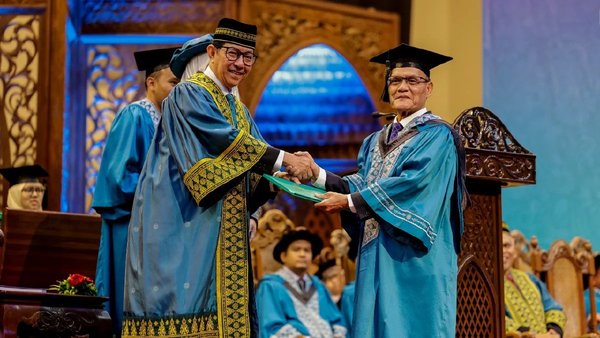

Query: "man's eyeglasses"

xmin=22 ymin=187 xmax=45 ymax=194
xmin=220 ymin=47 xmax=258 ymax=66
xmin=388 ymin=76 xmax=430 ymax=87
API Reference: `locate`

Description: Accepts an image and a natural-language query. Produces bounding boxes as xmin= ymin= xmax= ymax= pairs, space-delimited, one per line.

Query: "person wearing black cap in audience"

xmin=0 ymin=164 xmax=48 ymax=211
xmin=121 ymin=18 xmax=313 ymax=338
xmin=256 ymin=229 xmax=347 ymax=338
xmin=92 ymin=46 xmax=178 ymax=337
xmin=290 ymin=44 xmax=467 ymax=337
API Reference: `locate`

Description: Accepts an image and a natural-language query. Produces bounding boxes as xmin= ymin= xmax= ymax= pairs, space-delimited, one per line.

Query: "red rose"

xmin=68 ymin=274 xmax=85 ymax=286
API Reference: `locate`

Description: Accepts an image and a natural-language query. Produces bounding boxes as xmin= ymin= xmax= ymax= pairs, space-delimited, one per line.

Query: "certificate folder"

xmin=262 ymin=174 xmax=325 ymax=202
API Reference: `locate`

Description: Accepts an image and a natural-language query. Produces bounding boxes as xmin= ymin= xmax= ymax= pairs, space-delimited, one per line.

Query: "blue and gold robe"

xmin=256 ymin=268 xmax=347 ymax=338
xmin=121 ymin=72 xmax=279 ymax=338
xmin=505 ymin=268 xmax=566 ymax=335
xmin=93 ymin=98 xmax=160 ymax=336
xmin=321 ymin=112 xmax=465 ymax=337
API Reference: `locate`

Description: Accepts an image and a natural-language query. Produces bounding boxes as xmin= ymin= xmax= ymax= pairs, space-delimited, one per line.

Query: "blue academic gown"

xmin=122 ymin=72 xmax=278 ymax=338
xmin=92 ymin=99 xmax=159 ymax=336
xmin=339 ymin=282 xmax=355 ymax=333
xmin=323 ymin=113 xmax=465 ymax=338
xmin=257 ymin=272 xmax=346 ymax=338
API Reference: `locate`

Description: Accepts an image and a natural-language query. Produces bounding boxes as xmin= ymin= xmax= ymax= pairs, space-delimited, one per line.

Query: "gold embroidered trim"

xmin=183 ymin=73 xmax=267 ymax=204
xmin=215 ymin=28 xmax=256 ymax=42
xmin=504 ymin=269 xmax=547 ymax=333
xmin=216 ymin=182 xmax=250 ymax=337
xmin=122 ymin=313 xmax=218 ymax=337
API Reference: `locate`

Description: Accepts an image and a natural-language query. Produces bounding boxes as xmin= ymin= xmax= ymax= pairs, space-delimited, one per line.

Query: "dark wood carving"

xmin=0 ymin=286 xmax=111 ymax=338
xmin=453 ymin=106 xmax=536 ymax=337
xmin=0 ymin=208 xmax=101 ymax=289
xmin=454 ymin=107 xmax=536 ymax=185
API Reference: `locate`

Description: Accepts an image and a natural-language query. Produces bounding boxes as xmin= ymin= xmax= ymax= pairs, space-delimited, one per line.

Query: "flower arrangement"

xmin=49 ymin=274 xmax=98 ymax=296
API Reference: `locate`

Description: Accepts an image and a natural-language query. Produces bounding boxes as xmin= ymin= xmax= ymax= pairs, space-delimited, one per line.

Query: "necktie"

xmin=388 ymin=122 xmax=403 ymax=143
xmin=226 ymin=93 xmax=237 ymax=127
xmin=297 ymin=278 xmax=306 ymax=292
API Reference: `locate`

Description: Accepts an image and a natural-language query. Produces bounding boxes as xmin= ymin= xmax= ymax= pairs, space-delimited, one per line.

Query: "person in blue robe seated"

xmin=503 ymin=222 xmax=566 ymax=337
xmin=120 ymin=18 xmax=313 ymax=338
xmin=91 ymin=45 xmax=180 ymax=336
xmin=584 ymin=254 xmax=600 ymax=331
xmin=0 ymin=164 xmax=48 ymax=211
xmin=316 ymin=259 xmax=346 ymax=307
xmin=257 ymin=229 xmax=347 ymax=338
xmin=339 ymin=282 xmax=355 ymax=334
xmin=290 ymin=44 xmax=467 ymax=338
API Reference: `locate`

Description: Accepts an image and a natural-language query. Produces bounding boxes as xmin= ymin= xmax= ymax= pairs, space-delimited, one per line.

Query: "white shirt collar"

xmin=281 ymin=266 xmax=311 ymax=285
xmin=395 ymin=107 xmax=428 ymax=127
xmin=205 ymin=65 xmax=237 ymax=96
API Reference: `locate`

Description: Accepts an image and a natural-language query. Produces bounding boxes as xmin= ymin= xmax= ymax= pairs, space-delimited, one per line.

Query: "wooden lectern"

xmin=0 ymin=208 xmax=111 ymax=337
xmin=453 ymin=107 xmax=536 ymax=337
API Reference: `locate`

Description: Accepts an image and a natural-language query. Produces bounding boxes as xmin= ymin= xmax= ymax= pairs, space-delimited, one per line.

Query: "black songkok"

xmin=213 ymin=18 xmax=257 ymax=49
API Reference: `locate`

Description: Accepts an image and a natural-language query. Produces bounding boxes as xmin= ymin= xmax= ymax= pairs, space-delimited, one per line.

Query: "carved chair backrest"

xmin=571 ymin=237 xmax=598 ymax=333
xmin=533 ymin=240 xmax=587 ymax=338
xmin=511 ymin=230 xmax=533 ymax=274
xmin=250 ymin=209 xmax=295 ymax=282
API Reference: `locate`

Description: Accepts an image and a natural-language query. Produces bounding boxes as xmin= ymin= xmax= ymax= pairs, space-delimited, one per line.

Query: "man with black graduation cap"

xmin=92 ymin=46 xmax=178 ymax=337
xmin=121 ymin=18 xmax=313 ymax=338
xmin=256 ymin=229 xmax=347 ymax=338
xmin=0 ymin=164 xmax=48 ymax=211
xmin=293 ymin=44 xmax=467 ymax=337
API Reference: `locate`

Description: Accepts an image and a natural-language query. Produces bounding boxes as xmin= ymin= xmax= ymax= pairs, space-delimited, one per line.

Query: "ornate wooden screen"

xmin=0 ymin=1 xmax=66 ymax=210
xmin=453 ymin=107 xmax=536 ymax=337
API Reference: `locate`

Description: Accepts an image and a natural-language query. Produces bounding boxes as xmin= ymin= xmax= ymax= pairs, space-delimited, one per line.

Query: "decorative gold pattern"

xmin=122 ymin=313 xmax=218 ymax=338
xmin=216 ymin=183 xmax=251 ymax=337
xmin=183 ymin=72 xmax=266 ymax=205
xmin=84 ymin=45 xmax=142 ymax=212
xmin=504 ymin=268 xmax=553 ymax=333
xmin=0 ymin=15 xmax=40 ymax=167
xmin=215 ymin=28 xmax=256 ymax=42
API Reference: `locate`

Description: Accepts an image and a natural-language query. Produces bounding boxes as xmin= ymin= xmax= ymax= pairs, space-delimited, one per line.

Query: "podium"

xmin=0 ymin=208 xmax=111 ymax=337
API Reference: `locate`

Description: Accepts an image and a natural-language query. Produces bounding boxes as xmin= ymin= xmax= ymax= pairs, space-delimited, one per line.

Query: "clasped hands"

xmin=281 ymin=151 xmax=319 ymax=183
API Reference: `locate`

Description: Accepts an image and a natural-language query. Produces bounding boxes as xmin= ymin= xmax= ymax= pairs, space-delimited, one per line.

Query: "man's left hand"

xmin=314 ymin=192 xmax=348 ymax=213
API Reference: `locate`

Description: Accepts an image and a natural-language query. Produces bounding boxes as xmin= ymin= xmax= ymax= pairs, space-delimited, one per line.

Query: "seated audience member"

xmin=339 ymin=281 xmax=355 ymax=333
xmin=0 ymin=165 xmax=48 ymax=211
xmin=257 ymin=229 xmax=347 ymax=338
xmin=584 ymin=254 xmax=600 ymax=330
xmin=316 ymin=258 xmax=346 ymax=306
xmin=503 ymin=223 xmax=566 ymax=337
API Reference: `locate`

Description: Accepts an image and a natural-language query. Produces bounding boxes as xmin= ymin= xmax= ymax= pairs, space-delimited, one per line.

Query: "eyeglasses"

xmin=22 ymin=187 xmax=46 ymax=194
xmin=388 ymin=76 xmax=430 ymax=87
xmin=220 ymin=46 xmax=258 ymax=66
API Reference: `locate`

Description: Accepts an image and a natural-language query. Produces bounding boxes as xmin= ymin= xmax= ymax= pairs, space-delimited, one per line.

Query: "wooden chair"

xmin=532 ymin=239 xmax=599 ymax=338
xmin=250 ymin=209 xmax=295 ymax=282
xmin=511 ymin=229 xmax=534 ymax=274
xmin=571 ymin=237 xmax=599 ymax=333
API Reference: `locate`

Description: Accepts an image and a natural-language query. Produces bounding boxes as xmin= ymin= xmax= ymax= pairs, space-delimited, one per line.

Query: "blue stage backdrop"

xmin=484 ymin=0 xmax=600 ymax=248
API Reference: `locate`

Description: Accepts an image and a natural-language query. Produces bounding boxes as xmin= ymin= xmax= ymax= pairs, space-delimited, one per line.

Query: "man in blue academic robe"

xmin=257 ymin=230 xmax=347 ymax=338
xmin=298 ymin=44 xmax=467 ymax=337
xmin=121 ymin=18 xmax=313 ymax=338
xmin=92 ymin=46 xmax=179 ymax=336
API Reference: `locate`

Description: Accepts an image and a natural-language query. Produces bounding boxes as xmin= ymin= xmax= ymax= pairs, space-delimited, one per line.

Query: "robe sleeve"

xmin=528 ymin=273 xmax=566 ymax=334
xmin=314 ymin=279 xmax=347 ymax=337
xmin=356 ymin=126 xmax=458 ymax=252
xmin=256 ymin=277 xmax=310 ymax=338
xmin=92 ymin=104 xmax=155 ymax=220
xmin=161 ymin=82 xmax=277 ymax=205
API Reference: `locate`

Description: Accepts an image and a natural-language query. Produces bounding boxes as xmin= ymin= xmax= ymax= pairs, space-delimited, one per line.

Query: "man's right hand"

xmin=283 ymin=152 xmax=313 ymax=181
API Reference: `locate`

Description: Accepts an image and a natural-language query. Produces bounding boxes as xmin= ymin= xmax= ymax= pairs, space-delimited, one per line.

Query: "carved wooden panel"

xmin=0 ymin=14 xmax=41 ymax=208
xmin=457 ymin=258 xmax=496 ymax=337
xmin=238 ymin=0 xmax=399 ymax=114
xmin=454 ymin=107 xmax=536 ymax=185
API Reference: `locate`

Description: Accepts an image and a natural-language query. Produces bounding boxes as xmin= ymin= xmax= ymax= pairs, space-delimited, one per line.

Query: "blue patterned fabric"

xmin=92 ymin=99 xmax=158 ymax=336
xmin=334 ymin=113 xmax=464 ymax=337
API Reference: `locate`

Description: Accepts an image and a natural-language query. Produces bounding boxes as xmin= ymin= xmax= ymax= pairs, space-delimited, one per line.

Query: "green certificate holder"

xmin=262 ymin=174 xmax=326 ymax=203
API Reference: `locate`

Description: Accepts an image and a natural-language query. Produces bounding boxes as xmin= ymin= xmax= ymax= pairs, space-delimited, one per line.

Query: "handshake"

xmin=281 ymin=151 xmax=319 ymax=183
